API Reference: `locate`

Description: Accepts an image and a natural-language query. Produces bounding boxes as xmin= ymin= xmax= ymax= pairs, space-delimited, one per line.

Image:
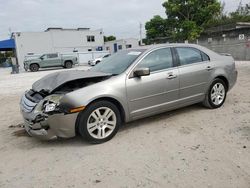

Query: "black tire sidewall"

xmin=65 ymin=61 xmax=72 ymax=68
xmin=78 ymin=101 xmax=121 ymax=144
xmin=208 ymin=79 xmax=227 ymax=109
xmin=30 ymin=64 xmax=39 ymax=72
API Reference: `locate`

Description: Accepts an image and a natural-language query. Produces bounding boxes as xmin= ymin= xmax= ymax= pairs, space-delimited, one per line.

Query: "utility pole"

xmin=237 ymin=0 xmax=243 ymax=13
xmin=8 ymin=27 xmax=12 ymax=38
xmin=139 ymin=22 xmax=143 ymax=46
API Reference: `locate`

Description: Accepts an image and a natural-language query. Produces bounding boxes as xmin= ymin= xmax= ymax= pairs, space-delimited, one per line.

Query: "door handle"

xmin=206 ymin=66 xmax=213 ymax=71
xmin=167 ymin=73 xmax=177 ymax=79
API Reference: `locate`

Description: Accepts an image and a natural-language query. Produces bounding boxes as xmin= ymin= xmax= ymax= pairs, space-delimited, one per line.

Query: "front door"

xmin=42 ymin=53 xmax=60 ymax=67
xmin=126 ymin=47 xmax=179 ymax=120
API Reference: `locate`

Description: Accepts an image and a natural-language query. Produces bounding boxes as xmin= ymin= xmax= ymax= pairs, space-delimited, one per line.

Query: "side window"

xmin=176 ymin=47 xmax=203 ymax=65
xmin=137 ymin=48 xmax=173 ymax=72
xmin=201 ymin=51 xmax=210 ymax=61
xmin=126 ymin=44 xmax=132 ymax=49
xmin=87 ymin=35 xmax=95 ymax=42
xmin=118 ymin=45 xmax=123 ymax=50
xmin=47 ymin=54 xmax=58 ymax=58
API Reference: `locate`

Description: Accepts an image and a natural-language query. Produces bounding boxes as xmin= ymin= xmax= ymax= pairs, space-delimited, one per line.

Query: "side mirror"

xmin=134 ymin=67 xmax=150 ymax=77
xmin=40 ymin=57 xmax=44 ymax=60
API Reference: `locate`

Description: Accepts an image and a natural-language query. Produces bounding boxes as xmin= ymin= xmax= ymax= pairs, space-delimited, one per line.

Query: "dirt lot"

xmin=0 ymin=63 xmax=249 ymax=188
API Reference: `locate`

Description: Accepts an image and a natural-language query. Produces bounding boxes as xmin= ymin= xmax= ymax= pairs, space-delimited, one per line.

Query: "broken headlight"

xmin=43 ymin=95 xmax=64 ymax=113
xmin=44 ymin=103 xmax=57 ymax=113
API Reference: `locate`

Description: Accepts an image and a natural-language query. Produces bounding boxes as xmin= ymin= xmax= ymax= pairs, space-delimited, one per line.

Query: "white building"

xmin=12 ymin=28 xmax=104 ymax=66
xmin=104 ymin=38 xmax=139 ymax=54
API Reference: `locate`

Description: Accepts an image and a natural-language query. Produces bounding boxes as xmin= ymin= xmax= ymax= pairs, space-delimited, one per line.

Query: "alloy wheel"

xmin=210 ymin=83 xmax=225 ymax=105
xmin=87 ymin=107 xmax=117 ymax=139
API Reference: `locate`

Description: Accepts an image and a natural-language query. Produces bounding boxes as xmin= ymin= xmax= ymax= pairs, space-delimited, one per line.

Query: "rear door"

xmin=174 ymin=47 xmax=212 ymax=103
xmin=126 ymin=47 xmax=179 ymax=119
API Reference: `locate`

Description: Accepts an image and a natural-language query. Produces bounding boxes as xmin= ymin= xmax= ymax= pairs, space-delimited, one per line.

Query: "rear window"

xmin=176 ymin=47 xmax=210 ymax=65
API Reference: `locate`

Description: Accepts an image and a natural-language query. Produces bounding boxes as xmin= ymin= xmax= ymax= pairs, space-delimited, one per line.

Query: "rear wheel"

xmin=65 ymin=61 xmax=73 ymax=69
xmin=203 ymin=78 xmax=227 ymax=109
xmin=30 ymin=64 xmax=39 ymax=72
xmin=78 ymin=101 xmax=121 ymax=144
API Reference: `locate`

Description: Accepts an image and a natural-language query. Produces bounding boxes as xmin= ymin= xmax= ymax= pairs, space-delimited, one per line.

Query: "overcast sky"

xmin=0 ymin=0 xmax=249 ymax=40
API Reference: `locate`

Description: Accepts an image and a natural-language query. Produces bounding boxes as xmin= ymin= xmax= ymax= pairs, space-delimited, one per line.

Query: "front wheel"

xmin=203 ymin=78 xmax=227 ymax=109
xmin=30 ymin=64 xmax=39 ymax=72
xmin=77 ymin=101 xmax=121 ymax=144
xmin=65 ymin=61 xmax=73 ymax=69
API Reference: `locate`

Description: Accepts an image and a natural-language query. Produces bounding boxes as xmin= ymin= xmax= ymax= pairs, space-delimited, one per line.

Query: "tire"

xmin=77 ymin=100 xmax=121 ymax=144
xmin=96 ymin=61 xmax=101 ymax=65
xmin=30 ymin=64 xmax=39 ymax=72
xmin=203 ymin=78 xmax=227 ymax=109
xmin=65 ymin=61 xmax=73 ymax=69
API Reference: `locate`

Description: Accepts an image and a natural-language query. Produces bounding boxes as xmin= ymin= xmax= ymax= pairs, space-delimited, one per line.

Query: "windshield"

xmin=40 ymin=54 xmax=45 ymax=59
xmin=91 ymin=50 xmax=144 ymax=75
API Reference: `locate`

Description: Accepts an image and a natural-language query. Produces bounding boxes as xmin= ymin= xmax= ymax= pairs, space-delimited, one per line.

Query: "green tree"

xmin=145 ymin=0 xmax=221 ymax=42
xmin=229 ymin=3 xmax=250 ymax=21
xmin=204 ymin=3 xmax=250 ymax=28
xmin=145 ymin=15 xmax=171 ymax=41
xmin=104 ymin=35 xmax=116 ymax=42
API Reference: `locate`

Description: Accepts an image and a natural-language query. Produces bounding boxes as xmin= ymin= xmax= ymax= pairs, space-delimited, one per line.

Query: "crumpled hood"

xmin=32 ymin=70 xmax=111 ymax=93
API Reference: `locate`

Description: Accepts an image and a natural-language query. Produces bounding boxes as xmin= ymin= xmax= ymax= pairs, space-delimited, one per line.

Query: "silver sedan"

xmin=20 ymin=44 xmax=237 ymax=143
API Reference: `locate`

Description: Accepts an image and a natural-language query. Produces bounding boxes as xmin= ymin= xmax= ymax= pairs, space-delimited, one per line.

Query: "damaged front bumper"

xmin=24 ymin=118 xmax=57 ymax=140
xmin=20 ymin=92 xmax=78 ymax=140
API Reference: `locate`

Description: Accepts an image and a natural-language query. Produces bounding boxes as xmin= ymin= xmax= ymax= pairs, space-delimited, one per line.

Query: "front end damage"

xmin=20 ymin=90 xmax=78 ymax=140
xmin=19 ymin=70 xmax=112 ymax=140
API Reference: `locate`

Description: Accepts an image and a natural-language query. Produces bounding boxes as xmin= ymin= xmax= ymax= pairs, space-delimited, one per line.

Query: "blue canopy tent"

xmin=0 ymin=39 xmax=16 ymax=68
xmin=0 ymin=39 xmax=15 ymax=51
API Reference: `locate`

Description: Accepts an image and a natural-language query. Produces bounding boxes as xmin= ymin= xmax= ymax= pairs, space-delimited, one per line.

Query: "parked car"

xmin=88 ymin=54 xmax=111 ymax=66
xmin=20 ymin=44 xmax=237 ymax=143
xmin=23 ymin=53 xmax=78 ymax=72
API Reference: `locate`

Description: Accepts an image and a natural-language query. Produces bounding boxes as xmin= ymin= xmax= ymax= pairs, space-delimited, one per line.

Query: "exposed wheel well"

xmin=75 ymin=97 xmax=126 ymax=135
xmin=89 ymin=97 xmax=126 ymax=123
xmin=30 ymin=63 xmax=39 ymax=68
xmin=64 ymin=60 xmax=73 ymax=65
xmin=215 ymin=76 xmax=229 ymax=91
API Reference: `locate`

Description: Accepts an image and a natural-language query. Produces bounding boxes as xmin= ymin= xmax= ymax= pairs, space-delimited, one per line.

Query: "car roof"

xmin=130 ymin=43 xmax=221 ymax=60
xmin=132 ymin=43 xmax=205 ymax=50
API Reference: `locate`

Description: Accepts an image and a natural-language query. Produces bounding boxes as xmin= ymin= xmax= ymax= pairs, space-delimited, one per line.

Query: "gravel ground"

xmin=0 ymin=63 xmax=249 ymax=188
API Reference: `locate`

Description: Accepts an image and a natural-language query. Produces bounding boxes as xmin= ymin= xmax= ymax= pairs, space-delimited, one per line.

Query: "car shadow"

xmin=119 ymin=104 xmax=205 ymax=132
